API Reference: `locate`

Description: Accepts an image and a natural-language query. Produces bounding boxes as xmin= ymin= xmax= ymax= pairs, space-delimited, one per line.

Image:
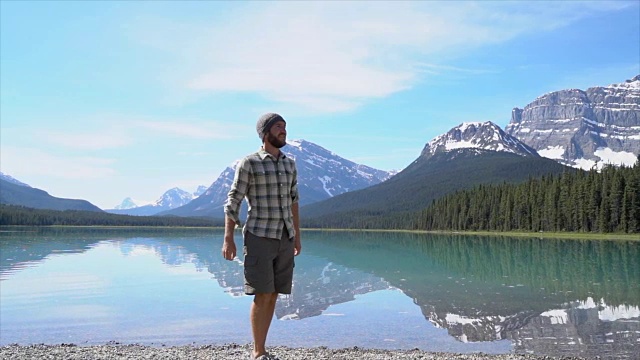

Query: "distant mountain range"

xmin=2 ymin=75 xmax=638 ymax=219
xmin=106 ymin=186 xmax=207 ymax=216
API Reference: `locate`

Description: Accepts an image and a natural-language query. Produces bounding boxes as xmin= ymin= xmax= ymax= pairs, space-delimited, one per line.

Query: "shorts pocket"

xmin=244 ymin=255 xmax=258 ymax=266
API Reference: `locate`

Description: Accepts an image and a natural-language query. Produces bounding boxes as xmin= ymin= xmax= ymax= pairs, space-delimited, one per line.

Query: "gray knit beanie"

xmin=256 ymin=113 xmax=286 ymax=139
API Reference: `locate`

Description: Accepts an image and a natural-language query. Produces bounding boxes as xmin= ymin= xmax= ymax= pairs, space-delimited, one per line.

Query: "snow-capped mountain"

xmin=154 ymin=187 xmax=193 ymax=208
xmin=0 ymin=172 xmax=30 ymax=187
xmin=106 ymin=186 xmax=206 ymax=216
xmin=420 ymin=121 xmax=538 ymax=160
xmin=506 ymin=75 xmax=640 ymax=170
xmin=113 ymin=197 xmax=138 ymax=210
xmin=286 ymin=139 xmax=394 ymax=202
xmin=162 ymin=139 xmax=394 ymax=218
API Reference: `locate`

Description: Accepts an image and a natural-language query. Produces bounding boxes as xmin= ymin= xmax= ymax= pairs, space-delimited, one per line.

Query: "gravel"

xmin=0 ymin=343 xmax=588 ymax=360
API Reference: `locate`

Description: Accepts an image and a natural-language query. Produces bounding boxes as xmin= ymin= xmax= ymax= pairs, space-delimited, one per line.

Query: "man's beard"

xmin=266 ymin=132 xmax=286 ymax=148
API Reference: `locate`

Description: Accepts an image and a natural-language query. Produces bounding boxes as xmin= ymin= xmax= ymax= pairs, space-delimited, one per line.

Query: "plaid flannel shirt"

xmin=224 ymin=148 xmax=299 ymax=240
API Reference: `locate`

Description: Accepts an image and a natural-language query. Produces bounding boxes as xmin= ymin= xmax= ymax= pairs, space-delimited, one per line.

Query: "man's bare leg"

xmin=251 ymin=292 xmax=278 ymax=359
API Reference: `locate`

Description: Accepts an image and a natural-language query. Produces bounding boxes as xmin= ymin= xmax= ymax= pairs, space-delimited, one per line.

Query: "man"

xmin=222 ymin=112 xmax=302 ymax=360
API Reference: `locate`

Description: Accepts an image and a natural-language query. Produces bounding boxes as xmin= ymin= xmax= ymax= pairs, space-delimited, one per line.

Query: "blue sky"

xmin=1 ymin=1 xmax=639 ymax=209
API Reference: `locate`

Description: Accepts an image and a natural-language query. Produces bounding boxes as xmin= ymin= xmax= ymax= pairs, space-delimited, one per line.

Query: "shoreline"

xmin=2 ymin=225 xmax=638 ymax=241
xmin=0 ymin=343 xmax=590 ymax=360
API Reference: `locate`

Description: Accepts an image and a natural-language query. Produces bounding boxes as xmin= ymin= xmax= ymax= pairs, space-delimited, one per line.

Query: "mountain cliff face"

xmin=163 ymin=139 xmax=394 ymax=218
xmin=506 ymin=75 xmax=640 ymax=170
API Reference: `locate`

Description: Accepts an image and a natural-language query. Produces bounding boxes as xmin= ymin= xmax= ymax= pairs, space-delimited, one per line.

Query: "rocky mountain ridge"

xmin=0 ymin=172 xmax=30 ymax=188
xmin=0 ymin=177 xmax=103 ymax=212
xmin=506 ymin=75 xmax=640 ymax=169
xmin=421 ymin=121 xmax=538 ymax=160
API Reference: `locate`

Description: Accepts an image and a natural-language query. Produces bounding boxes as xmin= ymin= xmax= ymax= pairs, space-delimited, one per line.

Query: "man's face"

xmin=266 ymin=120 xmax=286 ymax=148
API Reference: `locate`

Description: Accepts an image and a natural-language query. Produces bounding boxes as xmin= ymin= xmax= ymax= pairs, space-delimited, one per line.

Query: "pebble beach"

xmin=0 ymin=343 xmax=589 ymax=360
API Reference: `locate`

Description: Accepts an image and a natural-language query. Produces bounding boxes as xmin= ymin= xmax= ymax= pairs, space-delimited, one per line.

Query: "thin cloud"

xmin=28 ymin=115 xmax=247 ymax=151
xmin=124 ymin=1 xmax=633 ymax=114
xmin=1 ymin=146 xmax=117 ymax=179
xmin=135 ymin=120 xmax=245 ymax=140
xmin=35 ymin=130 xmax=133 ymax=150
xmin=413 ymin=63 xmax=498 ymax=76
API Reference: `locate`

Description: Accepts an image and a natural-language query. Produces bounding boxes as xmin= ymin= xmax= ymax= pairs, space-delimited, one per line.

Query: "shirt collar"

xmin=258 ymin=147 xmax=286 ymax=160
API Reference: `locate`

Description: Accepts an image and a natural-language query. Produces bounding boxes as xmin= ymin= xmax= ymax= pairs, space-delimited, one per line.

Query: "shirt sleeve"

xmin=224 ymin=158 xmax=251 ymax=226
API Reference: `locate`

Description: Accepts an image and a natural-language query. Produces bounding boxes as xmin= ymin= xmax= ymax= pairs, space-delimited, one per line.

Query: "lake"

xmin=0 ymin=227 xmax=638 ymax=359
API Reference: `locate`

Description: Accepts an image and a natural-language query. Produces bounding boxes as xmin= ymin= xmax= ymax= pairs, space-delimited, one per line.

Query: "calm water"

xmin=1 ymin=227 xmax=638 ymax=359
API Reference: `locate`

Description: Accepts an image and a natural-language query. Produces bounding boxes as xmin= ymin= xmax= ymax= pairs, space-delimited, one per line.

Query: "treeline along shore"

xmin=0 ymin=204 xmax=223 ymax=227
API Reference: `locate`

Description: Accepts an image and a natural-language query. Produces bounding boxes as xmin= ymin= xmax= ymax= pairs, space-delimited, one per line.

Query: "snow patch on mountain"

xmin=538 ymin=145 xmax=638 ymax=170
xmin=540 ymin=310 xmax=569 ymax=325
xmin=575 ymin=297 xmax=639 ymax=322
xmin=318 ymin=176 xmax=334 ymax=196
xmin=608 ymin=75 xmax=640 ymax=91
xmin=538 ymin=146 xmax=565 ymax=160
xmin=0 ymin=172 xmax=30 ymax=187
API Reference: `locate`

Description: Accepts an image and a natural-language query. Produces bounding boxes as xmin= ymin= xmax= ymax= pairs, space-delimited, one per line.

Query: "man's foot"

xmin=254 ymin=352 xmax=279 ymax=360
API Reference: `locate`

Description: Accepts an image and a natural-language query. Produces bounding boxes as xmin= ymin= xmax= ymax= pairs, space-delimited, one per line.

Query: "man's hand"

xmin=294 ymin=235 xmax=302 ymax=256
xmin=222 ymin=234 xmax=237 ymax=260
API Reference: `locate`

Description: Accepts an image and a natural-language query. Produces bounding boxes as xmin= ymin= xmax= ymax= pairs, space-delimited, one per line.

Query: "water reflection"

xmin=299 ymin=231 xmax=639 ymax=358
xmin=1 ymin=228 xmax=638 ymax=358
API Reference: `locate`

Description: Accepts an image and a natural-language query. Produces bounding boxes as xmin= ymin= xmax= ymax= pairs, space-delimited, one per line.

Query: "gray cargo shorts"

xmin=243 ymin=227 xmax=294 ymax=295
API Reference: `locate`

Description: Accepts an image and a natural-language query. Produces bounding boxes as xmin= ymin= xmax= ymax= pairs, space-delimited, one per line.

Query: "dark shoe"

xmin=255 ymin=353 xmax=280 ymax=360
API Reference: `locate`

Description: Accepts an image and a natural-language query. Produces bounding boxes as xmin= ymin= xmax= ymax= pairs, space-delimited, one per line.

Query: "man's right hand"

xmin=222 ymin=235 xmax=237 ymax=260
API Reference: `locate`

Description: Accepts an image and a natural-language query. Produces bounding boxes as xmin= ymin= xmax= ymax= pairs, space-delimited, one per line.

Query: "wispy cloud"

xmin=127 ymin=1 xmax=633 ymax=114
xmin=26 ymin=115 xmax=248 ymax=151
xmin=1 ymin=146 xmax=117 ymax=179
xmin=135 ymin=120 xmax=243 ymax=140
xmin=35 ymin=129 xmax=133 ymax=150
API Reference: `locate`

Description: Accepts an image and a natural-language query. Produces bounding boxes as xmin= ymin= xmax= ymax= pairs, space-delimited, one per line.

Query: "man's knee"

xmin=254 ymin=292 xmax=278 ymax=306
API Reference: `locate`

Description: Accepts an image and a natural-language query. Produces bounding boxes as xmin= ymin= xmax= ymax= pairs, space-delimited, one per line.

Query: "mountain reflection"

xmin=1 ymin=228 xmax=638 ymax=358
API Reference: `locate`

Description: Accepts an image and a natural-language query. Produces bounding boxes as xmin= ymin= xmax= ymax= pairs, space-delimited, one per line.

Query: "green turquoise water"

xmin=1 ymin=227 xmax=638 ymax=358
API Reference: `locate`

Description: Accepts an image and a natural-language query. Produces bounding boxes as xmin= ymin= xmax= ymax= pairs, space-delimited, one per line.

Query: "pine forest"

xmin=415 ymin=157 xmax=640 ymax=233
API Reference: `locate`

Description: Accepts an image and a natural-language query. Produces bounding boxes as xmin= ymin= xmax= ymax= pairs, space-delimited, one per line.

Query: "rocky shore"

xmin=0 ymin=343 xmax=589 ymax=360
